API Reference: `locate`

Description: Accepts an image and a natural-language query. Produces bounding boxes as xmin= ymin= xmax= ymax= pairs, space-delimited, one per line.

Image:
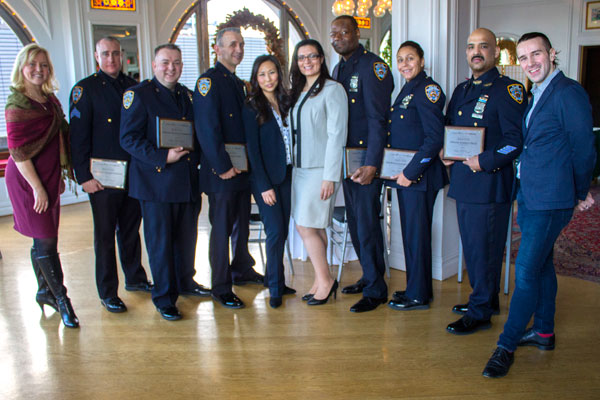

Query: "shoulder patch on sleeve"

xmin=373 ymin=62 xmax=388 ymax=81
xmin=72 ymin=86 xmax=83 ymax=104
xmin=425 ymin=84 xmax=441 ymax=103
xmin=507 ymin=83 xmax=524 ymax=104
xmin=197 ymin=77 xmax=211 ymax=96
xmin=123 ymin=90 xmax=134 ymax=110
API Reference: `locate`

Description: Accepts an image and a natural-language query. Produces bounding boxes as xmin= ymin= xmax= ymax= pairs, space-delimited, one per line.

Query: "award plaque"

xmin=224 ymin=143 xmax=248 ymax=172
xmin=442 ymin=126 xmax=485 ymax=160
xmin=344 ymin=147 xmax=367 ymax=178
xmin=379 ymin=149 xmax=417 ymax=180
xmin=90 ymin=158 xmax=127 ymax=189
xmin=156 ymin=117 xmax=194 ymax=150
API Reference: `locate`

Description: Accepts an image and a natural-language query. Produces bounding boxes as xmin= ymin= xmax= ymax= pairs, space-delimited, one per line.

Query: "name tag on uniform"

xmin=90 ymin=158 xmax=128 ymax=189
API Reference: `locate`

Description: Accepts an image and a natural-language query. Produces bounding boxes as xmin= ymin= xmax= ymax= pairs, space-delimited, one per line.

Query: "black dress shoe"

xmin=232 ymin=272 xmax=265 ymax=286
xmin=452 ymin=303 xmax=500 ymax=316
xmin=482 ymin=347 xmax=514 ymax=378
xmin=212 ymin=292 xmax=245 ymax=309
xmin=283 ymin=286 xmax=296 ymax=295
xmin=125 ymin=281 xmax=154 ymax=292
xmin=518 ymin=328 xmax=555 ymax=350
xmin=180 ymin=284 xmax=211 ymax=297
xmin=100 ymin=297 xmax=127 ymax=313
xmin=269 ymin=297 xmax=282 ymax=309
xmin=446 ymin=315 xmax=491 ymax=335
xmin=349 ymin=296 xmax=387 ymax=313
xmin=388 ymin=294 xmax=429 ymax=311
xmin=157 ymin=305 xmax=182 ymax=321
xmin=301 ymin=293 xmax=314 ymax=301
xmin=341 ymin=281 xmax=366 ymax=294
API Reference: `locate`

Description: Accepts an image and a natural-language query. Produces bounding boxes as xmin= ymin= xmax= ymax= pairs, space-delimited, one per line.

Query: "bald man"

xmin=443 ymin=28 xmax=527 ymax=335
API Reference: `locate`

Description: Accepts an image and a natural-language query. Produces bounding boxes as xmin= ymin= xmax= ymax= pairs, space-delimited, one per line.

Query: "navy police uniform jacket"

xmin=193 ymin=62 xmax=249 ymax=193
xmin=386 ymin=71 xmax=448 ymax=191
xmin=446 ymin=68 xmax=527 ymax=203
xmin=520 ymin=71 xmax=596 ymax=210
xmin=119 ymin=78 xmax=199 ymax=202
xmin=243 ymin=105 xmax=288 ymax=194
xmin=69 ymin=70 xmax=136 ymax=185
xmin=332 ymin=44 xmax=394 ymax=168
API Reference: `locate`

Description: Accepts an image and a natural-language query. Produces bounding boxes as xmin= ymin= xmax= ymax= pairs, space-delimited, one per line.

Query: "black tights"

xmin=33 ymin=237 xmax=58 ymax=257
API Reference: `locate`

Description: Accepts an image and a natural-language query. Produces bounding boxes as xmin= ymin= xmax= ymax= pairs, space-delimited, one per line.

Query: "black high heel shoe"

xmin=307 ymin=280 xmax=338 ymax=306
xmin=301 ymin=293 xmax=314 ymax=301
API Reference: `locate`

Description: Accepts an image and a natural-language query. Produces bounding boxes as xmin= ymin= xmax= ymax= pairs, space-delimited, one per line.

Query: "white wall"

xmin=480 ymin=0 xmax=600 ymax=80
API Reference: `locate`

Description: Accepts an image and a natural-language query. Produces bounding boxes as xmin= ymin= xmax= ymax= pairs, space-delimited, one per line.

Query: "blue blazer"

xmin=519 ymin=71 xmax=596 ymax=210
xmin=193 ymin=62 xmax=249 ymax=193
xmin=446 ymin=68 xmax=527 ymax=204
xmin=119 ymin=78 xmax=199 ymax=203
xmin=386 ymin=71 xmax=448 ymax=191
xmin=243 ymin=105 xmax=288 ymax=194
xmin=69 ymin=71 xmax=137 ymax=185
xmin=332 ymin=44 xmax=394 ymax=168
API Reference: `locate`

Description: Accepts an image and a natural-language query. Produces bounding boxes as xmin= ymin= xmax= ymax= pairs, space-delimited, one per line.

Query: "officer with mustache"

xmin=443 ymin=28 xmax=527 ymax=334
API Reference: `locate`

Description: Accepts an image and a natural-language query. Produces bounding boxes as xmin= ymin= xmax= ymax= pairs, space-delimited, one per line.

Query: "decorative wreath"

xmin=214 ymin=8 xmax=286 ymax=68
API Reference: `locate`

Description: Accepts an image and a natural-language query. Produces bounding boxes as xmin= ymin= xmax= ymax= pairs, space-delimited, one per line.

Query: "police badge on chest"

xmin=400 ymin=94 xmax=413 ymax=109
xmin=472 ymin=95 xmax=488 ymax=119
xmin=349 ymin=75 xmax=359 ymax=92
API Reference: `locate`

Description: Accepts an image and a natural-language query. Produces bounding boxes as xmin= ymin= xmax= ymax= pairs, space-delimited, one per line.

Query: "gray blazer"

xmin=292 ymin=79 xmax=348 ymax=182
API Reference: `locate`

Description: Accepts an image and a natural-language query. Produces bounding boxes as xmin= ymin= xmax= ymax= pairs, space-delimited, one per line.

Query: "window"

xmin=172 ymin=0 xmax=308 ymax=89
xmin=0 ymin=2 xmax=33 ymax=158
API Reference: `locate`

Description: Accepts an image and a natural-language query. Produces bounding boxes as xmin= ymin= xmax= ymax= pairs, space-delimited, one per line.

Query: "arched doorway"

xmin=169 ymin=0 xmax=308 ymax=88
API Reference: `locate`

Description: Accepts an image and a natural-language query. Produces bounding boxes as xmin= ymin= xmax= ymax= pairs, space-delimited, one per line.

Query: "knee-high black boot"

xmin=36 ymin=254 xmax=79 ymax=328
xmin=31 ymin=248 xmax=58 ymax=312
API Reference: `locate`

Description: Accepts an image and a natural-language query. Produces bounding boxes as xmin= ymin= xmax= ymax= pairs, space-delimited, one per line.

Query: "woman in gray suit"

xmin=289 ymin=39 xmax=348 ymax=305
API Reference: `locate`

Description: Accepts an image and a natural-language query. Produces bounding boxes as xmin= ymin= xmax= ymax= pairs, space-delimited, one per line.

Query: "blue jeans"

xmin=497 ymin=195 xmax=573 ymax=352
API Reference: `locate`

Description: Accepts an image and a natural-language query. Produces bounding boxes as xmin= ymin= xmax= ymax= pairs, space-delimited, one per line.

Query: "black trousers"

xmin=89 ymin=189 xmax=148 ymax=299
xmin=139 ymin=200 xmax=201 ymax=308
xmin=456 ymin=201 xmax=511 ymax=321
xmin=207 ymin=189 xmax=256 ymax=295
xmin=342 ymin=178 xmax=388 ymax=299
xmin=396 ymin=188 xmax=438 ymax=302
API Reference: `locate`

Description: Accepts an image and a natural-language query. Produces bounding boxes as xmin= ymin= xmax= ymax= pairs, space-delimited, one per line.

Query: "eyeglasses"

xmin=297 ymin=53 xmax=320 ymax=62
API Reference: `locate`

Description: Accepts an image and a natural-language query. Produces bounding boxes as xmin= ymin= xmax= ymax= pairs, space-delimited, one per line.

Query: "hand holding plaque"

xmin=442 ymin=126 xmax=485 ymax=161
xmin=379 ymin=149 xmax=417 ymax=180
xmin=90 ymin=158 xmax=127 ymax=189
xmin=157 ymin=117 xmax=194 ymax=150
xmin=344 ymin=147 xmax=367 ymax=178
xmin=224 ymin=143 xmax=248 ymax=172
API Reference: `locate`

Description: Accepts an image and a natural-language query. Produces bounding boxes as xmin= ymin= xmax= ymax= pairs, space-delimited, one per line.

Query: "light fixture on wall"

xmin=332 ymin=0 xmax=391 ymax=18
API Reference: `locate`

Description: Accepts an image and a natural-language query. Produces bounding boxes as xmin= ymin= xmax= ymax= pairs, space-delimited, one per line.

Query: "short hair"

xmin=11 ymin=43 xmax=58 ymax=95
xmin=517 ymin=32 xmax=559 ymax=66
xmin=95 ymin=36 xmax=121 ymax=51
xmin=332 ymin=15 xmax=359 ymax=31
xmin=216 ymin=27 xmax=242 ymax=47
xmin=398 ymin=40 xmax=424 ymax=59
xmin=154 ymin=43 xmax=181 ymax=56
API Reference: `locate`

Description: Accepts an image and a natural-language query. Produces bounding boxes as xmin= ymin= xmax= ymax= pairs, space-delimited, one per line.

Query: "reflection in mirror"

xmin=92 ymin=24 xmax=140 ymax=81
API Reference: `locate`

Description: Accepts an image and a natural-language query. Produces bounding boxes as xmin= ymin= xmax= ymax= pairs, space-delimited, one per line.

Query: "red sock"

xmin=537 ymin=332 xmax=554 ymax=338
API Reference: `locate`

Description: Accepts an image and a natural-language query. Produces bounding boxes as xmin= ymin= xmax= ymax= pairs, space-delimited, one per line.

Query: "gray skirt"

xmin=291 ymin=167 xmax=339 ymax=229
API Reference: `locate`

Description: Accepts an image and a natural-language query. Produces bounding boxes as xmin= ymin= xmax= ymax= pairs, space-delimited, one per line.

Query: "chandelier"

xmin=332 ymin=0 xmax=392 ymax=18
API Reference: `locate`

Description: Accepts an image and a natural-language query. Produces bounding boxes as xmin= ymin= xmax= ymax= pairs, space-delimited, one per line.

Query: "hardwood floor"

xmin=1 ymin=201 xmax=599 ymax=399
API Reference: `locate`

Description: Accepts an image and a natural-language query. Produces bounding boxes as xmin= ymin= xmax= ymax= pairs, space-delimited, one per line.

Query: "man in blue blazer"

xmin=331 ymin=16 xmax=394 ymax=312
xmin=193 ymin=28 xmax=263 ymax=310
xmin=483 ymin=32 xmax=596 ymax=378
xmin=445 ymin=28 xmax=527 ymax=335
xmin=120 ymin=44 xmax=209 ymax=321
xmin=69 ymin=36 xmax=151 ymax=314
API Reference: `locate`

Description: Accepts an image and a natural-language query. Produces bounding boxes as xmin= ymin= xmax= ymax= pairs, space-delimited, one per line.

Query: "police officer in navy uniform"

xmin=69 ymin=36 xmax=152 ymax=314
xmin=385 ymin=41 xmax=448 ymax=311
xmin=120 ymin=44 xmax=210 ymax=321
xmin=193 ymin=28 xmax=263 ymax=310
xmin=444 ymin=28 xmax=527 ymax=334
xmin=330 ymin=16 xmax=394 ymax=313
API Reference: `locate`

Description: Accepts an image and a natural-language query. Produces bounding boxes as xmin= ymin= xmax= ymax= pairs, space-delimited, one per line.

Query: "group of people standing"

xmin=4 ymin=14 xmax=595 ymax=379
